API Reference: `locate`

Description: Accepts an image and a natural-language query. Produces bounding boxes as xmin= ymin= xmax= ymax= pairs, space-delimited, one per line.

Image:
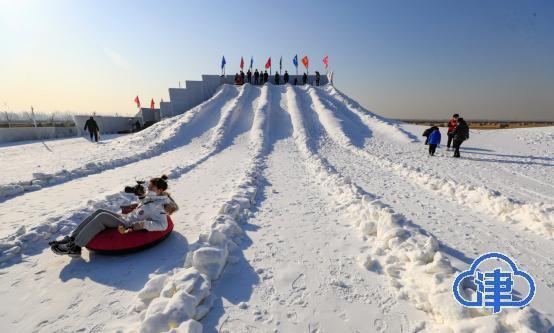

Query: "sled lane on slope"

xmin=0 ymin=85 xmax=256 ymax=265
xmin=0 ymin=137 xmax=254 ymax=333
xmin=126 ymin=85 xmax=270 ymax=333
xmin=202 ymin=89 xmax=430 ymax=332
xmin=314 ymin=86 xmax=554 ymax=239
xmin=0 ymin=85 xmax=241 ymax=202
xmin=286 ymin=85 xmax=552 ymax=331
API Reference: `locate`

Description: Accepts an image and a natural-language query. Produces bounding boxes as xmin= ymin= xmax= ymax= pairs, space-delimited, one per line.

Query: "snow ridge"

xmin=313 ymin=86 xmax=554 ymax=239
xmin=324 ymin=85 xmax=418 ymax=144
xmin=0 ymin=85 xmax=237 ymax=202
xmin=132 ymin=85 xmax=270 ymax=333
xmin=285 ymin=85 xmax=551 ymax=332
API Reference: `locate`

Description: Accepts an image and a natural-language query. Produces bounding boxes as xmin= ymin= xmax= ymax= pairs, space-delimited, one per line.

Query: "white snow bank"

xmin=309 ymin=86 xmax=554 ymax=240
xmin=285 ymin=85 xmax=552 ymax=332
xmin=0 ymin=85 xmax=238 ymax=201
xmin=133 ymin=85 xmax=270 ymax=333
xmin=323 ymin=85 xmax=417 ymax=144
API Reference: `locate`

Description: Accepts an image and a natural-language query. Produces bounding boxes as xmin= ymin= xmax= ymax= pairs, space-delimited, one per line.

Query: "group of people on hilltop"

xmin=233 ymin=70 xmax=322 ymax=86
xmin=422 ymin=114 xmax=470 ymax=158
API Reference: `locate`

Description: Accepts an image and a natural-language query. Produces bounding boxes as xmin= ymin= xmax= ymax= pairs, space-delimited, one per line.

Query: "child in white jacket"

xmin=51 ymin=175 xmax=178 ymax=257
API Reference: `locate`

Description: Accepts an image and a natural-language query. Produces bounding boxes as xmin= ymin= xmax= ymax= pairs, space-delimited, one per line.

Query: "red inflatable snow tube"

xmin=85 ymin=204 xmax=174 ymax=254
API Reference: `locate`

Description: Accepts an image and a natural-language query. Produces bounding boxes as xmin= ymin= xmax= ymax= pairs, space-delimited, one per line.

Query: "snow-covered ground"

xmin=0 ymin=84 xmax=552 ymax=332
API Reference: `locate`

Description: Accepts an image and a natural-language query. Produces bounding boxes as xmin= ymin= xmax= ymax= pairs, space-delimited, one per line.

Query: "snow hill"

xmin=0 ymin=84 xmax=553 ymax=333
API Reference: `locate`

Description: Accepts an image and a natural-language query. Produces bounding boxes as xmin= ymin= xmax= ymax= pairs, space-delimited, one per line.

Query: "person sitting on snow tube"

xmin=50 ymin=175 xmax=178 ymax=257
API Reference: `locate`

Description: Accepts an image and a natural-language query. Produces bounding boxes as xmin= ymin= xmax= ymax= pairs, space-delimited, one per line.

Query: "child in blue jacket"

xmin=428 ymin=127 xmax=441 ymax=156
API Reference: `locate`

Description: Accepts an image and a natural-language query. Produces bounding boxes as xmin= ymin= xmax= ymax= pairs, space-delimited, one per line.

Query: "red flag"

xmin=150 ymin=98 xmax=155 ymax=109
xmin=240 ymin=57 xmax=244 ymax=70
xmin=134 ymin=96 xmax=141 ymax=108
xmin=301 ymin=56 xmax=309 ymax=69
xmin=265 ymin=57 xmax=271 ymax=69
xmin=323 ymin=55 xmax=329 ymax=69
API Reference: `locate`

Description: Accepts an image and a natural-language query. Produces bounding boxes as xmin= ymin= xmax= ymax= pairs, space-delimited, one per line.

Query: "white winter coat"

xmin=122 ymin=194 xmax=173 ymax=231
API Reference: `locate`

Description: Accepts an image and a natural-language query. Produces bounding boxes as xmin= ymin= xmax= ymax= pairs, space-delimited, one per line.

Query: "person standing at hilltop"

xmin=284 ymin=70 xmax=289 ymax=84
xmin=239 ymin=70 xmax=245 ymax=85
xmin=447 ymin=113 xmax=459 ymax=150
xmin=84 ymin=116 xmax=100 ymax=142
xmin=263 ymin=70 xmax=269 ymax=84
xmin=274 ymin=72 xmax=280 ymax=85
xmin=452 ymin=118 xmax=469 ymax=158
xmin=246 ymin=69 xmax=252 ymax=84
xmin=302 ymin=72 xmax=308 ymax=85
xmin=254 ymin=69 xmax=260 ymax=85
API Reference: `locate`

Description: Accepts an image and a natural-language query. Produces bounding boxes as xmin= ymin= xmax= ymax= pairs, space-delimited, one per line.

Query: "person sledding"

xmin=50 ymin=175 xmax=178 ymax=257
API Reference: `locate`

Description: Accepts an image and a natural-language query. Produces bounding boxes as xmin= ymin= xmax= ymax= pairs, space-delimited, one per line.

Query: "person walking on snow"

xmin=315 ymin=71 xmax=321 ymax=86
xmin=422 ymin=125 xmax=438 ymax=145
xmin=447 ymin=113 xmax=459 ymax=150
xmin=50 ymin=175 xmax=178 ymax=257
xmin=452 ymin=118 xmax=469 ymax=158
xmin=427 ymin=127 xmax=441 ymax=156
xmin=254 ymin=69 xmax=260 ymax=85
xmin=263 ymin=70 xmax=269 ymax=84
xmin=284 ymin=71 xmax=289 ymax=84
xmin=274 ymin=72 xmax=280 ymax=85
xmin=84 ymin=116 xmax=100 ymax=142
xmin=302 ymin=72 xmax=308 ymax=85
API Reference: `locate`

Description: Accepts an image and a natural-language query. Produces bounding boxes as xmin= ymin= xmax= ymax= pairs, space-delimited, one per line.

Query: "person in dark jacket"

xmin=315 ymin=71 xmax=321 ymax=86
xmin=234 ymin=73 xmax=241 ymax=85
xmin=239 ymin=70 xmax=245 ymax=85
xmin=427 ymin=127 xmax=441 ymax=156
xmin=263 ymin=70 xmax=269 ymax=84
xmin=422 ymin=125 xmax=438 ymax=145
xmin=284 ymin=71 xmax=289 ymax=84
xmin=302 ymin=72 xmax=308 ymax=85
xmin=246 ymin=69 xmax=252 ymax=84
xmin=452 ymin=118 xmax=469 ymax=158
xmin=446 ymin=113 xmax=459 ymax=150
xmin=254 ymin=69 xmax=260 ymax=85
xmin=84 ymin=116 xmax=100 ymax=142
xmin=274 ymin=72 xmax=280 ymax=85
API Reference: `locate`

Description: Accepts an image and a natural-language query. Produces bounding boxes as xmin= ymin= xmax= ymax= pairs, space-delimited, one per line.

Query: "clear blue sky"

xmin=1 ymin=0 xmax=553 ymax=120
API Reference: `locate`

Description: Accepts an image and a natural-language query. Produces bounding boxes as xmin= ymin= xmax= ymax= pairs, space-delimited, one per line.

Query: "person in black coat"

xmin=239 ymin=71 xmax=245 ymax=85
xmin=246 ymin=69 xmax=252 ymax=84
xmin=422 ymin=125 xmax=438 ymax=145
xmin=274 ymin=72 xmax=280 ymax=85
xmin=263 ymin=71 xmax=269 ymax=84
xmin=302 ymin=72 xmax=308 ymax=85
xmin=254 ymin=69 xmax=260 ymax=85
xmin=283 ymin=71 xmax=289 ymax=84
xmin=452 ymin=118 xmax=469 ymax=158
xmin=315 ymin=71 xmax=321 ymax=86
xmin=84 ymin=116 xmax=100 ymax=142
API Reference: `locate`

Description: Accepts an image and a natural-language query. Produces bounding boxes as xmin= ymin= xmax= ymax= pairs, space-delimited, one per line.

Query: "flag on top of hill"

xmin=301 ymin=56 xmax=309 ymax=69
xmin=323 ymin=55 xmax=329 ymax=69
xmin=265 ymin=57 xmax=271 ymax=69
xmin=150 ymin=98 xmax=155 ymax=109
xmin=240 ymin=57 xmax=244 ymax=70
xmin=134 ymin=96 xmax=141 ymax=108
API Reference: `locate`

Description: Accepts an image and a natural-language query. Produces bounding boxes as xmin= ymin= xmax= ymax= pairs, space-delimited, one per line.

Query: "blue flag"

xmin=221 ymin=56 xmax=226 ymax=69
xmin=250 ymin=56 xmax=253 ymax=69
xmin=293 ymin=55 xmax=298 ymax=68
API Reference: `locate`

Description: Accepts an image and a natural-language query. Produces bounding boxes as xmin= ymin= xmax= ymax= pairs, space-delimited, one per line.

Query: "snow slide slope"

xmin=0 ymin=84 xmax=552 ymax=333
